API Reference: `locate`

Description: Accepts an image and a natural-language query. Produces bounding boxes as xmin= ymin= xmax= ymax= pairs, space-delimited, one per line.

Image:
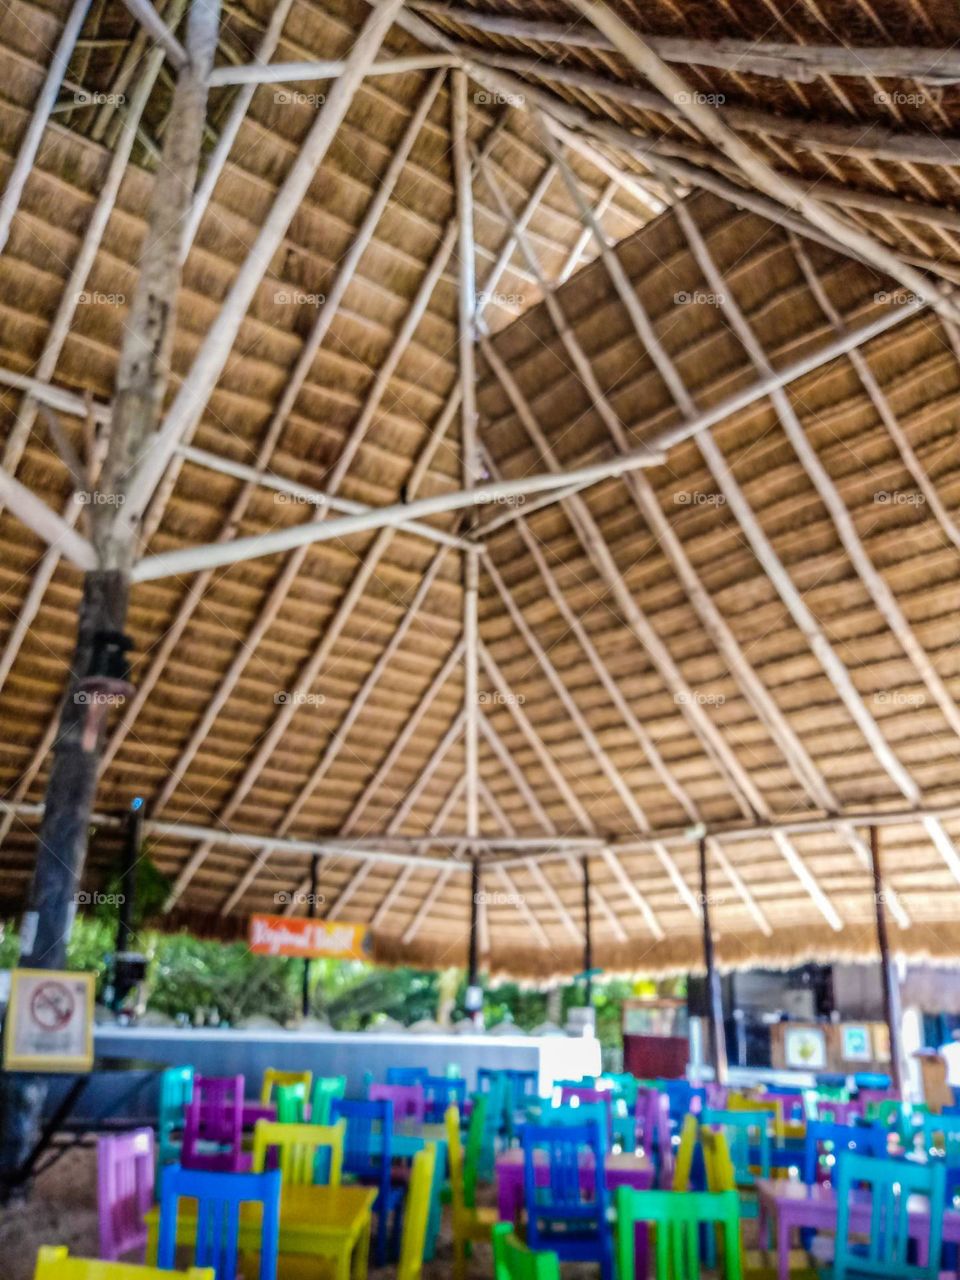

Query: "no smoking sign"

xmin=4 ymin=969 xmax=94 ymax=1071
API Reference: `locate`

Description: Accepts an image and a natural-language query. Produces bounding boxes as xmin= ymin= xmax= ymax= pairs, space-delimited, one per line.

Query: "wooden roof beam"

xmin=0 ymin=0 xmax=93 ymax=252
xmin=568 ymin=0 xmax=960 ymax=328
xmin=120 ymin=0 xmax=187 ymax=69
xmin=410 ymin=5 xmax=960 ymax=82
xmin=124 ymin=0 xmax=407 ymax=522
xmin=207 ymin=53 xmax=453 ymax=86
xmin=477 ymin=778 xmax=552 ymax=949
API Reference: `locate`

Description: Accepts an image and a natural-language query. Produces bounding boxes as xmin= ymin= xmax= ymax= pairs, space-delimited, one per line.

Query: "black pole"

xmin=301 ymin=854 xmax=319 ymax=1018
xmin=870 ymin=825 xmax=904 ymax=1097
xmin=699 ymin=835 xmax=727 ymax=1084
xmin=582 ymin=855 xmax=593 ymax=1005
xmin=113 ymin=802 xmax=143 ymax=1011
xmin=467 ymin=856 xmax=480 ymax=990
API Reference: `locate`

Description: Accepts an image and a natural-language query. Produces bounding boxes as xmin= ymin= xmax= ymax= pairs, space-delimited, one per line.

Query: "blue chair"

xmin=422 ymin=1074 xmax=466 ymax=1123
xmin=658 ymin=1080 xmax=706 ymax=1126
xmin=504 ymin=1069 xmax=540 ymax=1113
xmin=332 ymin=1097 xmax=403 ymax=1265
xmin=832 ymin=1153 xmax=945 ymax=1279
xmin=157 ymin=1164 xmax=280 ymax=1280
xmin=802 ymin=1121 xmax=887 ymax=1185
xmin=388 ymin=1067 xmax=430 ymax=1087
xmin=522 ymin=1120 xmax=612 ymax=1280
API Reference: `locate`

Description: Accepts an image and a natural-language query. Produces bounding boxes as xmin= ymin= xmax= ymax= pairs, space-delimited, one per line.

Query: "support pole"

xmin=699 ymin=835 xmax=727 ymax=1085
xmin=582 ymin=854 xmax=593 ymax=1005
xmin=113 ymin=801 xmax=143 ymax=1012
xmin=467 ymin=856 xmax=481 ymax=1023
xmin=0 ymin=0 xmax=218 ymax=1200
xmin=301 ymin=853 xmax=319 ymax=1018
xmin=870 ymin=826 xmax=904 ymax=1097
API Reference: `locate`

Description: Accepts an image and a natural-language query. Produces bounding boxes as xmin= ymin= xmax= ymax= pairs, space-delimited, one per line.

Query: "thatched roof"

xmin=2 ymin=0 xmax=960 ymax=977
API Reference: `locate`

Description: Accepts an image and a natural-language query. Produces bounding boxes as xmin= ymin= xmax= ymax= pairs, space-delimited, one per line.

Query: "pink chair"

xmin=705 ymin=1082 xmax=728 ymax=1110
xmin=368 ymin=1082 xmax=426 ymax=1123
xmin=181 ymin=1074 xmax=251 ymax=1172
xmin=97 ymin=1128 xmax=154 ymax=1261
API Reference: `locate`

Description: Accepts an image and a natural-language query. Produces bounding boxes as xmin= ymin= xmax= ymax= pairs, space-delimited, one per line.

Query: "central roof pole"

xmin=870 ymin=826 xmax=905 ymax=1097
xmin=699 ymin=834 xmax=727 ymax=1086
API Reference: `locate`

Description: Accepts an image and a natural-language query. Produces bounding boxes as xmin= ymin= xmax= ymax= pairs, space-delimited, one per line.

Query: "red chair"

xmin=181 ymin=1074 xmax=251 ymax=1172
xmin=97 ymin=1128 xmax=154 ymax=1260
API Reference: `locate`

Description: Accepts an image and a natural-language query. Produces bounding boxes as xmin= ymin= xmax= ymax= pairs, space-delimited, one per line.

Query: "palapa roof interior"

xmin=3 ymin=0 xmax=960 ymax=978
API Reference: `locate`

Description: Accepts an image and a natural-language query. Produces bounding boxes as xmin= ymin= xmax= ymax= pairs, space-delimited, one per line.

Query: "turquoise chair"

xmin=922 ymin=1111 xmax=960 ymax=1161
xmin=700 ymin=1109 xmax=771 ymax=1189
xmin=829 ymin=1153 xmax=945 ymax=1280
xmin=475 ymin=1074 xmax=509 ymax=1181
xmin=157 ymin=1066 xmax=194 ymax=1168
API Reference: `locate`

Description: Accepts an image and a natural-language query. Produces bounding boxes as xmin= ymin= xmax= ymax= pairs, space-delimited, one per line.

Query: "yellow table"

xmin=145 ymin=1184 xmax=376 ymax=1280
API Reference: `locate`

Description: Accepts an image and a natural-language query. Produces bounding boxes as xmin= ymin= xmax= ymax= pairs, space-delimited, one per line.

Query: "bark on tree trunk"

xmin=0 ymin=0 xmax=218 ymax=1199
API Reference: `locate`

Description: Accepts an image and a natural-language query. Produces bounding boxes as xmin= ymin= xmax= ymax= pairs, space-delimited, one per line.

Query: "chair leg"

xmin=453 ymin=1233 xmax=468 ymax=1280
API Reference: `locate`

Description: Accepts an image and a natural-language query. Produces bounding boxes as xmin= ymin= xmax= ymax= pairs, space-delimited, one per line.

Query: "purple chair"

xmin=181 ymin=1073 xmax=251 ymax=1172
xmin=560 ymin=1086 xmax=614 ymax=1145
xmin=369 ymin=1083 xmax=426 ymax=1123
xmin=97 ymin=1128 xmax=154 ymax=1261
xmin=635 ymin=1088 xmax=672 ymax=1181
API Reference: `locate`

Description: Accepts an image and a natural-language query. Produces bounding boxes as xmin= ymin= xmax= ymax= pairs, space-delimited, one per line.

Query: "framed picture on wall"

xmin=841 ymin=1024 xmax=873 ymax=1062
xmin=783 ymin=1025 xmax=827 ymax=1070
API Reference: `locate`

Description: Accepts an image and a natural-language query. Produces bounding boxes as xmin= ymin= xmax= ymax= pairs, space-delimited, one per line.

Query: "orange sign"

xmin=249 ymin=914 xmax=370 ymax=960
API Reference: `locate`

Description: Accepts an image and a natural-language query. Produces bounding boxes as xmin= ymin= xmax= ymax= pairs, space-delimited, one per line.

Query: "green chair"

xmin=157 ymin=1066 xmax=194 ymax=1167
xmin=274 ymin=1082 xmax=306 ymax=1123
xmin=921 ymin=1111 xmax=960 ymax=1160
xmin=615 ymin=1185 xmax=744 ymax=1280
xmin=492 ymin=1222 xmax=560 ymax=1280
xmin=829 ymin=1152 xmax=945 ymax=1279
xmin=309 ymin=1074 xmax=346 ymax=1125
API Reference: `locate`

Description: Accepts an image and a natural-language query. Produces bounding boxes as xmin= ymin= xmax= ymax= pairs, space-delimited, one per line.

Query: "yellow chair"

xmin=260 ymin=1068 xmax=313 ymax=1105
xmin=397 ymin=1145 xmax=436 ymax=1280
xmin=672 ymin=1114 xmax=699 ymax=1191
xmin=446 ymin=1104 xmax=498 ymax=1280
xmin=35 ymin=1249 xmax=212 ymax=1280
xmin=251 ymin=1119 xmax=344 ymax=1187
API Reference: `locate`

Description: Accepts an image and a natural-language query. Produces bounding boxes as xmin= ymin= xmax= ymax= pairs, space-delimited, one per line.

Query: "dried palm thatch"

xmin=1 ymin=0 xmax=960 ymax=979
